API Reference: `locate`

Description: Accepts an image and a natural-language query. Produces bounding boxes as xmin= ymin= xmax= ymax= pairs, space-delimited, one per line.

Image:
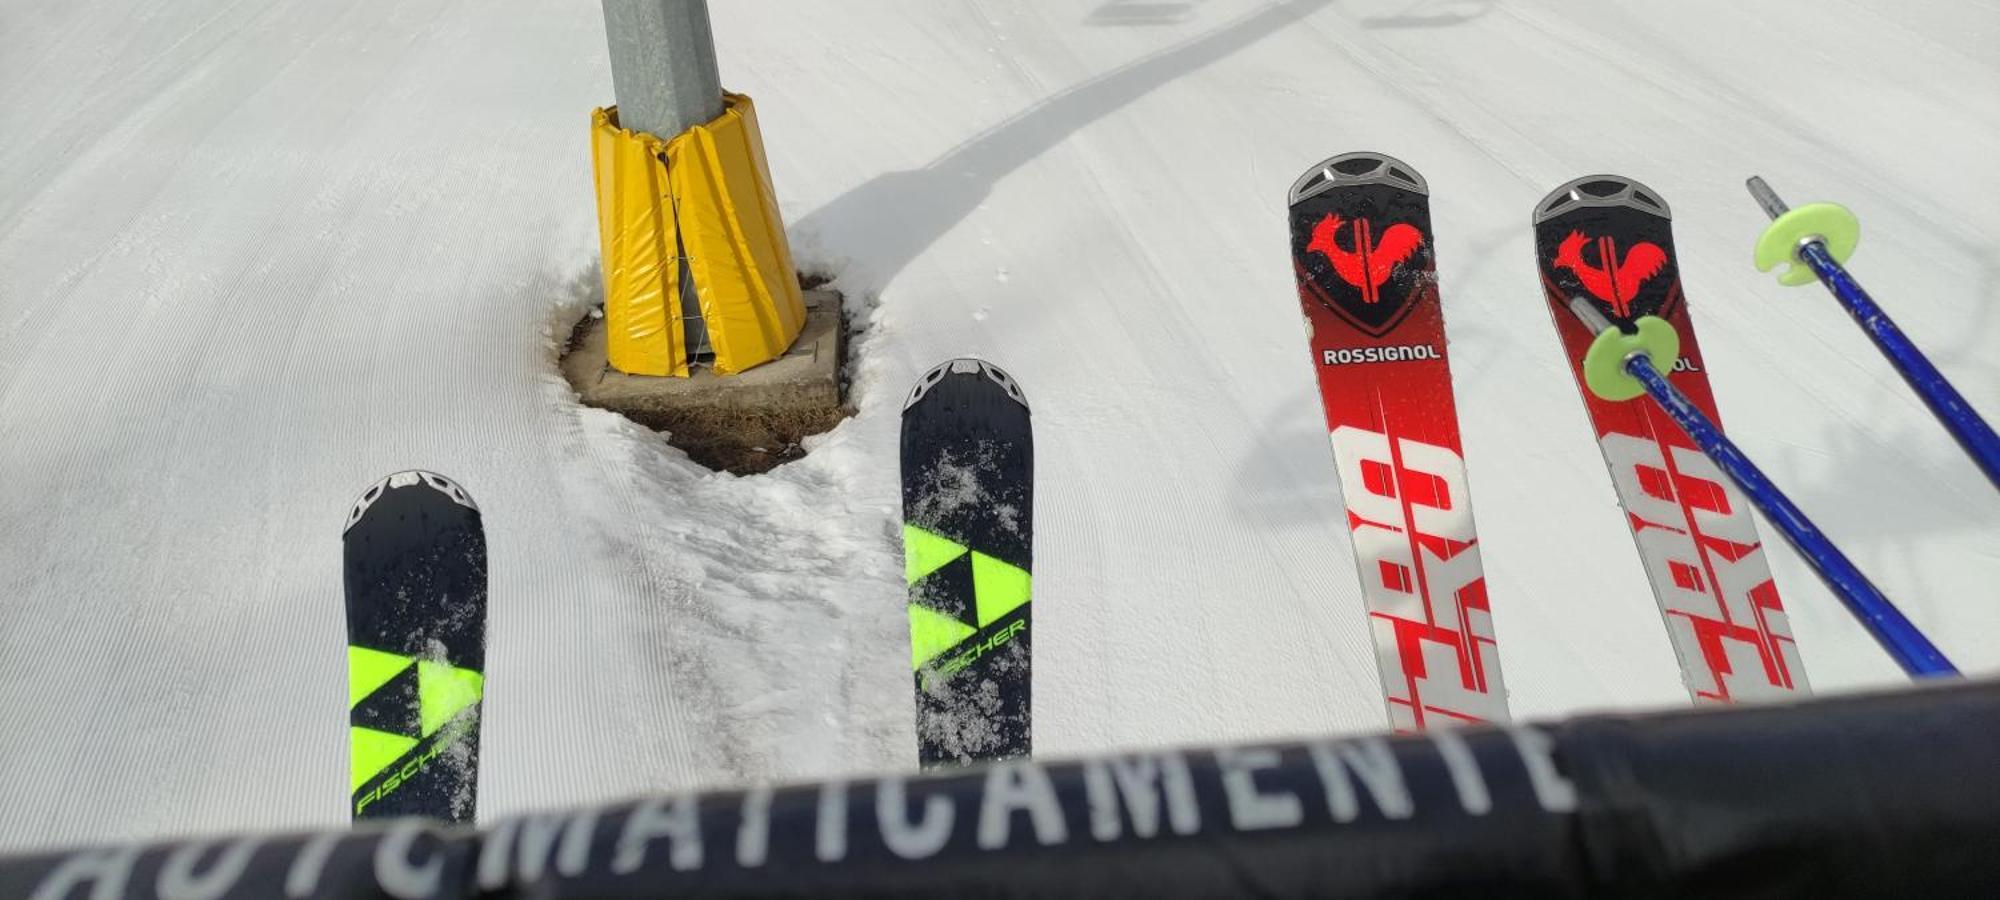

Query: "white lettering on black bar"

xmin=157 ymin=838 xmax=259 ymax=900
xmin=481 ymin=810 xmax=595 ymax=886
xmin=1506 ymin=727 xmax=1578 ymax=813
xmin=374 ymin=821 xmax=444 ymax=900
xmin=284 ymin=832 xmax=344 ymax=899
xmin=612 ymin=794 xmax=702 ymax=875
xmin=877 ymin=778 xmax=956 ymax=860
xmin=1082 ymin=761 xmax=1120 ymax=841
xmin=978 ymin=761 xmax=1068 ymax=850
xmin=1429 ymin=730 xmax=1492 ymax=815
xmin=485 ymin=816 xmax=551 ymax=886
xmin=27 ymin=845 xmax=140 ymax=900
xmin=477 ymin=819 xmax=517 ymax=889
xmin=1129 ymin=753 xmax=1201 ymax=837
xmin=737 ymin=785 xmax=775 ymax=868
xmin=1306 ymin=737 xmax=1414 ymax=821
xmin=1083 ymin=752 xmax=1201 ymax=841
xmin=557 ymin=812 xmax=597 ymax=880
xmin=6 ymin=731 xmax=1593 ymax=898
xmin=1215 ymin=747 xmax=1303 ymax=831
xmin=815 ymin=781 xmax=848 ymax=863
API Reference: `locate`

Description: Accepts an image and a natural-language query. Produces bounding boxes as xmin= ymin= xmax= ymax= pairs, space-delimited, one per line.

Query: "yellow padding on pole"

xmin=590 ymin=107 xmax=685 ymax=377
xmin=668 ymin=94 xmax=807 ymax=374
xmin=590 ymin=94 xmax=805 ymax=377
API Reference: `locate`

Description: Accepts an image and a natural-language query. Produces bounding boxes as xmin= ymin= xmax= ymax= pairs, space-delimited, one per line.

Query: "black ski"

xmin=342 ymin=470 xmax=489 ymax=821
xmin=900 ymin=359 xmax=1034 ymax=766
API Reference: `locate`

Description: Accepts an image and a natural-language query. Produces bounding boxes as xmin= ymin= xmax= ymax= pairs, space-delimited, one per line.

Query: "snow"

xmin=3 ymin=0 xmax=1998 ymax=852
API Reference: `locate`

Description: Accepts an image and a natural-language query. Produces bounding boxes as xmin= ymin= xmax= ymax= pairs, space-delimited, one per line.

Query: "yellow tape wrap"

xmin=590 ymin=94 xmax=806 ymax=377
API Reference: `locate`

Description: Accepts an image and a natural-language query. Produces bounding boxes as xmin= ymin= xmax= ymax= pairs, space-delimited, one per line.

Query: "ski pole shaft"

xmin=1564 ymin=298 xmax=1957 ymax=678
xmin=1748 ymin=177 xmax=2000 ymax=489
xmin=1793 ymin=239 xmax=2000 ymax=487
xmin=1626 ymin=352 xmax=1957 ymax=678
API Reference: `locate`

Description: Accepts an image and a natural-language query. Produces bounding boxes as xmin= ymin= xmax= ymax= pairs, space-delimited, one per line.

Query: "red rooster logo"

xmin=1309 ymin=213 xmax=1424 ymax=304
xmin=1552 ymin=231 xmax=1666 ymax=318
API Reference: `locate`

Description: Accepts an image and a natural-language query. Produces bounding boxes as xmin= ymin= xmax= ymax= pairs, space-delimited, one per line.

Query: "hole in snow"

xmin=558 ymin=271 xmax=855 ymax=476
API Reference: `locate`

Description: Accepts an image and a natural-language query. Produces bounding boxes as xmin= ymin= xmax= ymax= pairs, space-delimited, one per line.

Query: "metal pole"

xmin=602 ymin=0 xmax=725 ymax=140
xmin=602 ymin=0 xmax=726 ymax=360
xmin=1745 ymin=175 xmax=1790 ymax=221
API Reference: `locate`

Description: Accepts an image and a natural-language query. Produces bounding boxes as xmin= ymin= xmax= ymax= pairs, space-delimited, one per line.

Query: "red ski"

xmin=1287 ymin=153 xmax=1508 ymax=730
xmin=1532 ymin=175 xmax=1809 ymax=703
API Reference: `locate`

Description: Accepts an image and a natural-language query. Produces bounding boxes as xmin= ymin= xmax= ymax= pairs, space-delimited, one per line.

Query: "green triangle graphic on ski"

xmin=972 ymin=552 xmax=1031 ymax=627
xmin=909 ymin=603 xmax=976 ymax=671
xmin=418 ymin=660 xmax=485 ymax=738
xmin=351 ymin=726 xmax=418 ymax=792
xmin=348 ymin=645 xmax=414 ymax=710
xmin=903 ymin=524 xmax=969 ymax=585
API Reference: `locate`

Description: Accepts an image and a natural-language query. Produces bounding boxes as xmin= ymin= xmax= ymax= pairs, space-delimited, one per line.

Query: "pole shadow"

xmin=791 ymin=0 xmax=1334 ymax=297
xmin=1358 ymin=0 xmax=1497 ymax=30
xmin=1086 ymin=1 xmax=1203 ymax=27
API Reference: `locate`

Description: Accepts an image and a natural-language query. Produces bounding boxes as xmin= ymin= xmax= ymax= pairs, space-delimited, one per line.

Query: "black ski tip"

xmin=1287 ymin=151 xmax=1428 ymax=206
xmin=905 ymin=358 xmax=1029 ymax=412
xmin=1533 ymin=174 xmax=1673 ymax=225
xmin=345 ymin=470 xmax=479 ymax=534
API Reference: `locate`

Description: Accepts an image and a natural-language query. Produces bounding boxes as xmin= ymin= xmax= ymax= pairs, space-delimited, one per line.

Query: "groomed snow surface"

xmin=3 ymin=0 xmax=1997 ymax=852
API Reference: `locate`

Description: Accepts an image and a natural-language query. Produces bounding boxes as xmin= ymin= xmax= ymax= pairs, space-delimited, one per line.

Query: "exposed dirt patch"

xmin=560 ymin=280 xmax=852 ymax=476
xmin=614 ymin=403 xmax=849 ymax=474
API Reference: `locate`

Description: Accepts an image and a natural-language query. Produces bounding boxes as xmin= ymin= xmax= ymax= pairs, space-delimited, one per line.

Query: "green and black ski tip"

xmin=900 ymin=359 xmax=1034 ymax=767
xmin=343 ymin=470 xmax=489 ymax=822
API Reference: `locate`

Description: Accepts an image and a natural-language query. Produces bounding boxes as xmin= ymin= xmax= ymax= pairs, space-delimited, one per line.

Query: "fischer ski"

xmin=343 ymin=470 xmax=489 ymax=821
xmin=900 ymin=359 xmax=1034 ymax=766
xmin=1532 ymin=175 xmax=1808 ymax=703
xmin=1287 ymin=152 xmax=1508 ymax=730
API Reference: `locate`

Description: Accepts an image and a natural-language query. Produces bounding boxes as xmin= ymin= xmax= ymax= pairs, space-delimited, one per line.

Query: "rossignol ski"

xmin=343 ymin=470 xmax=489 ymax=821
xmin=1533 ymin=175 xmax=1808 ymax=703
xmin=1287 ymin=152 xmax=1508 ymax=730
xmin=900 ymin=359 xmax=1034 ymax=766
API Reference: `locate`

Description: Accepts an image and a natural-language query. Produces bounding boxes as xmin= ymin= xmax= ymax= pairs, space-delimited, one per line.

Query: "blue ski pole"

xmin=1565 ymin=296 xmax=1957 ymax=678
xmin=1747 ymin=176 xmax=2000 ymax=490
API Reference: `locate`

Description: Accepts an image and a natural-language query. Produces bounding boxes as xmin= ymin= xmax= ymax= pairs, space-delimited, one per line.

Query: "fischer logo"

xmin=926 ymin=618 xmax=1027 ymax=688
xmin=1322 ymin=345 xmax=1442 ymax=366
xmin=1553 ymin=230 xmax=1666 ymax=317
xmin=353 ymin=719 xmax=474 ymax=817
xmin=1329 ymin=426 xmax=1505 ymax=729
